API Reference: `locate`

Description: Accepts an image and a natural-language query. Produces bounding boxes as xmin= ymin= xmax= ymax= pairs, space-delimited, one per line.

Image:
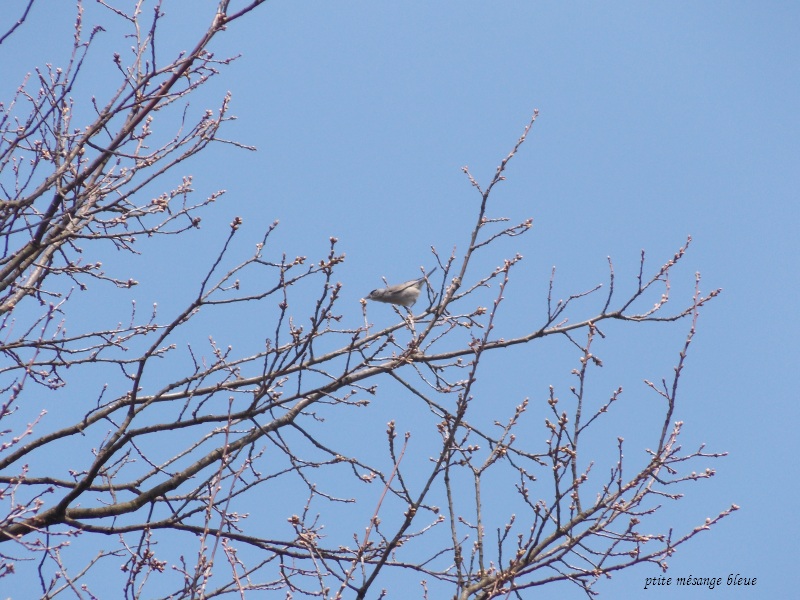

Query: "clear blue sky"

xmin=2 ymin=1 xmax=798 ymax=597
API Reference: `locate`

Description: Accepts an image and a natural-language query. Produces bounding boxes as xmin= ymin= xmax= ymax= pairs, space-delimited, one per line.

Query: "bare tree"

xmin=0 ymin=2 xmax=735 ymax=598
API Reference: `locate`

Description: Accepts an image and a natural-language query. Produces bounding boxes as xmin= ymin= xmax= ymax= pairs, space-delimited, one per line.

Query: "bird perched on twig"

xmin=366 ymin=268 xmax=437 ymax=307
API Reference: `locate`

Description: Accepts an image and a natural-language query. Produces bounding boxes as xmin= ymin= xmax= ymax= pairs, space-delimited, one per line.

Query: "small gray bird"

xmin=366 ymin=268 xmax=437 ymax=307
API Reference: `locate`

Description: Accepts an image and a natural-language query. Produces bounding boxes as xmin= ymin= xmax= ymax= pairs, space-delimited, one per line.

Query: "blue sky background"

xmin=2 ymin=1 xmax=798 ymax=598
